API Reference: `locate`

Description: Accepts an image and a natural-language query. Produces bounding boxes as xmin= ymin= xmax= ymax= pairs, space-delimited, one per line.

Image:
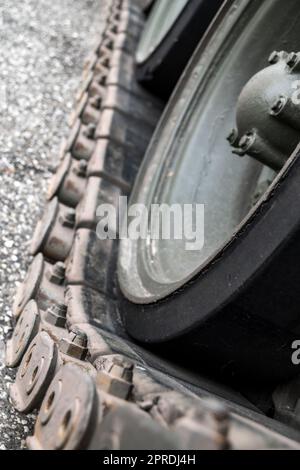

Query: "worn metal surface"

xmin=10 ymin=331 xmax=59 ymax=413
xmin=47 ymin=154 xmax=88 ymax=208
xmin=229 ymin=51 xmax=300 ymax=170
xmin=4 ymin=0 xmax=300 ymax=451
xmin=0 ymin=0 xmax=107 ymax=450
xmin=30 ymin=197 xmax=76 ymax=261
xmin=27 ymin=363 xmax=98 ymax=450
xmin=4 ymin=0 xmax=240 ymax=450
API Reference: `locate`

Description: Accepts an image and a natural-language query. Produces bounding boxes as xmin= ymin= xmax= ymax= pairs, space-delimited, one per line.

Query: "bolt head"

xmin=58 ymin=327 xmax=88 ymax=359
xmin=90 ymin=96 xmax=102 ymax=109
xmin=270 ymin=96 xmax=287 ymax=116
xmin=59 ymin=337 xmax=88 ymax=360
xmin=227 ymin=129 xmax=239 ymax=146
xmin=268 ymin=51 xmax=280 ymax=64
xmin=110 ymin=358 xmax=134 ymax=382
xmin=60 ymin=209 xmax=76 ymax=228
xmin=44 ymin=304 xmax=67 ymax=328
xmin=99 ymin=74 xmax=107 ymax=86
xmin=48 ymin=262 xmax=66 ymax=285
xmin=268 ymin=50 xmax=289 ymax=65
xmin=97 ymin=370 xmax=133 ymax=400
xmin=84 ymin=123 xmax=96 ymax=139
xmin=239 ymin=133 xmax=255 ymax=152
xmin=97 ymin=356 xmax=134 ymax=400
xmin=73 ymin=159 xmax=87 ymax=177
xmin=287 ymin=52 xmax=299 ymax=68
xmin=69 ymin=326 xmax=88 ymax=346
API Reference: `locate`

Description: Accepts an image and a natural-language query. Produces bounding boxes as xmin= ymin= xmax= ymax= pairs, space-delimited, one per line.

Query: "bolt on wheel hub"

xmin=229 ymin=51 xmax=300 ymax=171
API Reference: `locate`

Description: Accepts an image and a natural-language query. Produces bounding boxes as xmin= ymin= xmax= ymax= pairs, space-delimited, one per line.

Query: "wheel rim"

xmin=119 ymin=0 xmax=300 ymax=304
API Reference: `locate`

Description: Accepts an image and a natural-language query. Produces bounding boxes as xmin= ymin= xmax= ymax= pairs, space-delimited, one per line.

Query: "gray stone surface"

xmin=0 ymin=0 xmax=107 ymax=450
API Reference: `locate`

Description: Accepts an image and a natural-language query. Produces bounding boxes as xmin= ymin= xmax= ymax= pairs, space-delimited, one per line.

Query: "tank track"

xmin=5 ymin=0 xmax=300 ymax=450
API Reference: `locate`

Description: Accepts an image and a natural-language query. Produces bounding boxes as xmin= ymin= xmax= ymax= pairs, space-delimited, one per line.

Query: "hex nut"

xmin=44 ymin=304 xmax=67 ymax=328
xmin=48 ymin=262 xmax=66 ymax=285
xmin=97 ymin=371 xmax=132 ymax=400
xmin=59 ymin=328 xmax=88 ymax=360
xmin=97 ymin=357 xmax=133 ymax=400
xmin=59 ymin=338 xmax=87 ymax=360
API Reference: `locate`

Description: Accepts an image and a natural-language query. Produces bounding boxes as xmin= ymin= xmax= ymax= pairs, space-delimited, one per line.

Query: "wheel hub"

xmin=229 ymin=51 xmax=300 ymax=170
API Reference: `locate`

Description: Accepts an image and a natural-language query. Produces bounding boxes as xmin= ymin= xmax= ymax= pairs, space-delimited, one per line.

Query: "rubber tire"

xmin=121 ymin=150 xmax=300 ymax=387
xmin=136 ymin=0 xmax=223 ymax=99
xmin=122 ymin=11 xmax=300 ymax=385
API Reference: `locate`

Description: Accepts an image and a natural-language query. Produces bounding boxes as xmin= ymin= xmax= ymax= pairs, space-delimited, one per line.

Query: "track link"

xmin=5 ymin=0 xmax=300 ymax=450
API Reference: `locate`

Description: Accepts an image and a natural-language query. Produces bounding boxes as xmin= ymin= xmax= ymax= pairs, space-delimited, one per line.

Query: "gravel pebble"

xmin=0 ymin=0 xmax=107 ymax=450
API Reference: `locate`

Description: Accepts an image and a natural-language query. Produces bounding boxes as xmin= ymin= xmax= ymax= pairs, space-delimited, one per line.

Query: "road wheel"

xmin=136 ymin=0 xmax=223 ymax=98
xmin=119 ymin=0 xmax=300 ymax=385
